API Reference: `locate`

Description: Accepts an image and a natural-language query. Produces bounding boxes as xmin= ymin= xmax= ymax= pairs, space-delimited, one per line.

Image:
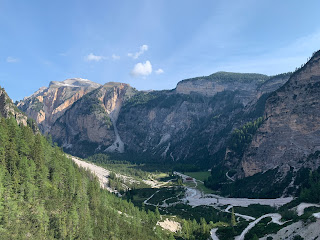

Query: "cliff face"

xmin=0 ymin=87 xmax=27 ymax=125
xmin=115 ymin=73 xmax=289 ymax=165
xmin=50 ymin=82 xmax=137 ymax=157
xmin=117 ymin=90 xmax=243 ymax=164
xmin=175 ymin=72 xmax=269 ymax=105
xmin=240 ymin=51 xmax=320 ymax=177
xmin=18 ymin=72 xmax=289 ymax=164
xmin=17 ymin=78 xmax=101 ymax=133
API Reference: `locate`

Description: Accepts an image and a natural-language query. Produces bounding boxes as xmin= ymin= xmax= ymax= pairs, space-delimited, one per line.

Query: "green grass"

xmin=184 ymin=171 xmax=211 ymax=181
xmin=196 ymin=181 xmax=215 ymax=194
xmin=183 ymin=171 xmax=214 ymax=194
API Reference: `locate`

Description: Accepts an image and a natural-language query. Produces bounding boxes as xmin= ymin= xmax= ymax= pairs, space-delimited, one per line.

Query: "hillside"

xmin=206 ymin=50 xmax=320 ymax=198
xmin=0 ymin=86 xmax=170 ymax=239
xmin=0 ymin=87 xmax=27 ymax=126
xmin=241 ymin=51 xmax=320 ymax=177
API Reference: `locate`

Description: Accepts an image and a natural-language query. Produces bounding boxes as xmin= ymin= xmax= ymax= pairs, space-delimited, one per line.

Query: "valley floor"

xmin=70 ymin=155 xmax=320 ymax=240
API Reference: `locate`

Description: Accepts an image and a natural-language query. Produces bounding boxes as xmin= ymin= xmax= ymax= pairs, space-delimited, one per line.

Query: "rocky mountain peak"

xmin=49 ymin=78 xmax=101 ymax=89
xmin=17 ymin=78 xmax=101 ymax=133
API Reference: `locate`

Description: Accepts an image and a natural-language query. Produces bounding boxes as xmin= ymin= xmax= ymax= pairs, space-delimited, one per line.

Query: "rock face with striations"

xmin=17 ymin=78 xmax=101 ymax=133
xmin=176 ymin=72 xmax=269 ymax=105
xmin=50 ymin=82 xmax=137 ymax=157
xmin=18 ymin=72 xmax=290 ymax=163
xmin=116 ymin=72 xmax=289 ymax=165
xmin=241 ymin=51 xmax=320 ymax=177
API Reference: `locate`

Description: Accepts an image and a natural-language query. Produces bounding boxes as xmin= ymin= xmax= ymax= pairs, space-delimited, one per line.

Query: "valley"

xmin=2 ymin=2 xmax=320 ymax=239
xmin=70 ymin=154 xmax=320 ymax=239
xmin=4 ymin=50 xmax=319 ymax=239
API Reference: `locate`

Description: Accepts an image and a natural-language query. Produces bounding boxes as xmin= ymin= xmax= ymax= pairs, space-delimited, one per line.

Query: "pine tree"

xmin=231 ymin=207 xmax=236 ymax=227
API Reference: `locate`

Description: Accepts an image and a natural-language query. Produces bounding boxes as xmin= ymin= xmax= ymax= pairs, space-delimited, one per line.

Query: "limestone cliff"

xmin=116 ymin=72 xmax=289 ymax=166
xmin=17 ymin=78 xmax=101 ymax=133
xmin=176 ymin=72 xmax=269 ymax=105
xmin=19 ymin=72 xmax=289 ymax=164
xmin=241 ymin=51 xmax=320 ymax=177
xmin=50 ymin=82 xmax=137 ymax=157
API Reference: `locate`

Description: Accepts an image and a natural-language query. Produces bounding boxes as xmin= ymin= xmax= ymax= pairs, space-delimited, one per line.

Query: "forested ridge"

xmin=0 ymin=116 xmax=170 ymax=239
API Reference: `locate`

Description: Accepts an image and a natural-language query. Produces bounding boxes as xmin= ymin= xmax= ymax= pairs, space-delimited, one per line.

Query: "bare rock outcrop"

xmin=17 ymin=78 xmax=101 ymax=133
xmin=241 ymin=51 xmax=320 ymax=177
xmin=50 ymin=82 xmax=136 ymax=157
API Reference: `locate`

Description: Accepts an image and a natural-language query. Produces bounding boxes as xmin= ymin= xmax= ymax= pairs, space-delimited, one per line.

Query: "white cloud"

xmin=112 ymin=54 xmax=120 ymax=60
xmin=6 ymin=56 xmax=19 ymax=63
xmin=85 ymin=53 xmax=105 ymax=62
xmin=130 ymin=60 xmax=152 ymax=77
xmin=155 ymin=68 xmax=164 ymax=74
xmin=128 ymin=44 xmax=148 ymax=59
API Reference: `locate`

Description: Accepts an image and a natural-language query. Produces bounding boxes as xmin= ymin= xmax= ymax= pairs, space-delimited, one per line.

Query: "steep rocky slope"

xmin=0 ymin=86 xmax=27 ymax=126
xmin=17 ymin=78 xmax=101 ymax=132
xmin=50 ymin=82 xmax=137 ymax=157
xmin=18 ymin=72 xmax=289 ymax=165
xmin=116 ymin=72 xmax=289 ymax=165
xmin=240 ymin=51 xmax=320 ymax=177
xmin=176 ymin=72 xmax=269 ymax=105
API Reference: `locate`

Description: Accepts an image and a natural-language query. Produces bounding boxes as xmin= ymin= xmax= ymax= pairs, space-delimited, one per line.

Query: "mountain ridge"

xmin=18 ymin=71 xmax=290 ymax=163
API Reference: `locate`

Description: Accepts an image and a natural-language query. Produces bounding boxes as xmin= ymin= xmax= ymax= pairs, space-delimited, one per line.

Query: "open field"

xmin=184 ymin=171 xmax=211 ymax=181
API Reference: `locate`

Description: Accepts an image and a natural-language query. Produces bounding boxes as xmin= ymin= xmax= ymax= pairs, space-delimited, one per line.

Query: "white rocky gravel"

xmin=69 ymin=160 xmax=320 ymax=240
xmin=296 ymin=202 xmax=320 ymax=216
xmin=71 ymin=156 xmax=113 ymax=190
xmin=261 ymin=219 xmax=320 ymax=240
xmin=157 ymin=219 xmax=181 ymax=233
xmin=313 ymin=212 xmax=320 ymax=218
xmin=174 ymin=172 xmax=293 ymax=208
xmin=235 ymin=213 xmax=284 ymax=240
xmin=71 ymin=156 xmax=139 ymax=193
xmin=210 ymin=228 xmax=219 ymax=240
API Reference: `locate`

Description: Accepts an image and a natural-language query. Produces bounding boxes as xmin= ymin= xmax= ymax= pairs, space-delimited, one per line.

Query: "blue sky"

xmin=1 ymin=0 xmax=320 ymax=101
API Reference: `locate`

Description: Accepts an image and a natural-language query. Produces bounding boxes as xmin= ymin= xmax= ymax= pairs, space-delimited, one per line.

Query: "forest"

xmin=0 ymin=115 xmax=218 ymax=239
xmin=0 ymin=116 xmax=172 ymax=239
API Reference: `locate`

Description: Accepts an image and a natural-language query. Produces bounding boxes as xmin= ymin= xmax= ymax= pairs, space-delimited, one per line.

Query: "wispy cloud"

xmin=155 ymin=68 xmax=164 ymax=74
xmin=85 ymin=53 xmax=106 ymax=62
xmin=128 ymin=45 xmax=148 ymax=59
xmin=6 ymin=56 xmax=19 ymax=63
xmin=130 ymin=60 xmax=152 ymax=77
xmin=112 ymin=54 xmax=120 ymax=60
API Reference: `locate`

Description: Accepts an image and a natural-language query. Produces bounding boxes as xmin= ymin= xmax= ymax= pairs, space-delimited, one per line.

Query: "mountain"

xmin=0 ymin=86 xmax=27 ymax=126
xmin=50 ymin=82 xmax=137 ymax=156
xmin=241 ymin=50 xmax=320 ymax=176
xmin=206 ymin=51 xmax=320 ymax=197
xmin=18 ymin=72 xmax=290 ymax=165
xmin=17 ymin=78 xmax=101 ymax=133
xmin=175 ymin=71 xmax=269 ymax=105
xmin=0 ymin=86 xmax=174 ymax=240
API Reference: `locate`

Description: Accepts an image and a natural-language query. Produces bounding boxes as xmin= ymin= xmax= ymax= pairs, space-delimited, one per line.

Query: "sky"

xmin=1 ymin=0 xmax=320 ymax=101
